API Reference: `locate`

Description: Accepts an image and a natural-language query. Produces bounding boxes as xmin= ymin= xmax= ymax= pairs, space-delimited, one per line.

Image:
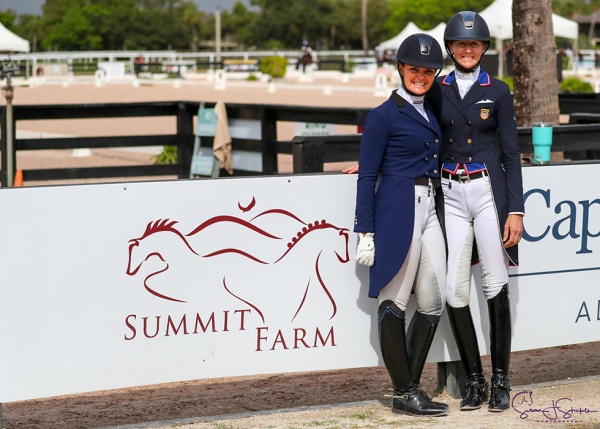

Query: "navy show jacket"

xmin=354 ymin=91 xmax=443 ymax=298
xmin=437 ymin=69 xmax=525 ymax=265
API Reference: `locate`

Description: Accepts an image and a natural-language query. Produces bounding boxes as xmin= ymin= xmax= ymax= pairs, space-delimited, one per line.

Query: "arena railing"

xmin=2 ymin=95 xmax=600 ymax=187
xmin=0 ymin=101 xmax=369 ymax=187
xmin=292 ymin=123 xmax=600 ymax=174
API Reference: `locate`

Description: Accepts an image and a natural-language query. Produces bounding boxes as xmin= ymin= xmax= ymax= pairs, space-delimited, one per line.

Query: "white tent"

xmin=426 ymin=22 xmax=447 ymax=50
xmin=551 ymin=13 xmax=579 ymax=41
xmin=0 ymin=21 xmax=30 ymax=53
xmin=479 ymin=0 xmax=578 ymax=41
xmin=377 ymin=22 xmax=422 ymax=51
xmin=377 ymin=22 xmax=448 ymax=58
xmin=478 ymin=0 xmax=578 ymax=77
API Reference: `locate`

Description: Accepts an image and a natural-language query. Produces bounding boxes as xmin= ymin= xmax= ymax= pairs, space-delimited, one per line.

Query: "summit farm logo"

xmin=125 ymin=197 xmax=350 ymax=325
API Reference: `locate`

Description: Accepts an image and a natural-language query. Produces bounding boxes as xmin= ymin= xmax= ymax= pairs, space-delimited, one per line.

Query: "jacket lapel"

xmin=442 ymin=82 xmax=469 ymax=122
xmin=390 ymin=91 xmax=439 ymax=135
xmin=441 ymin=79 xmax=485 ymax=121
xmin=462 ymin=84 xmax=486 ymax=108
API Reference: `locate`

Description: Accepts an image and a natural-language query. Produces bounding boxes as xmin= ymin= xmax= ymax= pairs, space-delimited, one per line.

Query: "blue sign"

xmin=196 ymin=106 xmax=217 ymax=136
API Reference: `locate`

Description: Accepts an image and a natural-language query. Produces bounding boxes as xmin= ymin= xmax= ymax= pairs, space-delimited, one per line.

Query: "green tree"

xmin=13 ymin=14 xmax=44 ymax=52
xmin=39 ymin=0 xmax=197 ymax=51
xmin=180 ymin=0 xmax=203 ymax=51
xmin=0 ymin=11 xmax=16 ymax=29
xmin=361 ymin=0 xmax=368 ymax=51
xmin=251 ymin=0 xmax=336 ymax=49
xmin=43 ymin=5 xmax=106 ymax=50
xmin=581 ymin=0 xmax=600 ymax=44
xmin=385 ymin=0 xmax=493 ymax=33
xmin=552 ymin=0 xmax=580 ymax=18
xmin=101 ymin=0 xmax=138 ymax=49
xmin=41 ymin=0 xmax=138 ymax=50
xmin=223 ymin=2 xmax=258 ymax=49
xmin=333 ymin=0 xmax=389 ymax=49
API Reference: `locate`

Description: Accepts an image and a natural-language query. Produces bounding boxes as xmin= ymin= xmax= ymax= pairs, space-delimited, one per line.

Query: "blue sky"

xmin=2 ymin=0 xmax=252 ymax=15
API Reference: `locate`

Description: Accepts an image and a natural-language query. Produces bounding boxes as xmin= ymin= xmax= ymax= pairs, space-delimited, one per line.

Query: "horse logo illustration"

xmin=126 ymin=198 xmax=350 ymax=323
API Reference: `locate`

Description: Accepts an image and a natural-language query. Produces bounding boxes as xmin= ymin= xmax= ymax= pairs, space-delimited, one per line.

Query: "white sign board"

xmin=228 ymin=118 xmax=263 ymax=172
xmin=0 ymin=164 xmax=598 ymax=402
xmin=97 ymin=61 xmax=127 ymax=77
xmin=434 ymin=163 xmax=600 ymax=361
xmin=0 ymin=175 xmax=376 ymax=402
xmin=294 ymin=122 xmax=337 ymax=137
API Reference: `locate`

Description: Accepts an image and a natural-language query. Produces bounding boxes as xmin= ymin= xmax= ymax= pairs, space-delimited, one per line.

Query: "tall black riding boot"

xmin=446 ymin=304 xmax=488 ymax=410
xmin=406 ymin=311 xmax=440 ymax=384
xmin=378 ymin=301 xmax=449 ymax=417
xmin=488 ymin=285 xmax=511 ymax=412
xmin=406 ymin=311 xmax=449 ymax=412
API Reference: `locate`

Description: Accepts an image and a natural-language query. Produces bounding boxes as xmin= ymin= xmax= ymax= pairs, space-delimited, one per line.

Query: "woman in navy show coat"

xmin=354 ymin=34 xmax=449 ymax=417
xmin=439 ymin=11 xmax=524 ymax=413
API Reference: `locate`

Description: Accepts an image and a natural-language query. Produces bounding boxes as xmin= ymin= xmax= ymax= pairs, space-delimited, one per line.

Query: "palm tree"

xmin=512 ymin=0 xmax=560 ymax=125
xmin=587 ymin=0 xmax=600 ymax=44
xmin=361 ymin=0 xmax=368 ymax=52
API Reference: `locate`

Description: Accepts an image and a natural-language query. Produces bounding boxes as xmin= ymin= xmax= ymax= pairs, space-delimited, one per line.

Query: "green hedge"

xmin=259 ymin=56 xmax=288 ymax=79
xmin=560 ymin=77 xmax=594 ymax=93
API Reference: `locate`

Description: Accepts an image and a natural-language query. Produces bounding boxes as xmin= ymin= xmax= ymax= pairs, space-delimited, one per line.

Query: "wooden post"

xmin=215 ymin=8 xmax=222 ymax=66
xmin=260 ymin=107 xmax=278 ymax=175
xmin=3 ymin=84 xmax=15 ymax=187
xmin=176 ymin=102 xmax=194 ymax=179
xmin=0 ymin=106 xmax=6 ymax=187
xmin=292 ymin=137 xmax=325 ymax=174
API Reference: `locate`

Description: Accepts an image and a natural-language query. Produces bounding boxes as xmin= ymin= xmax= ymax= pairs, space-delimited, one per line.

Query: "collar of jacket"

xmin=389 ymin=90 xmax=434 ymax=108
xmin=390 ymin=90 xmax=408 ymax=107
xmin=441 ymin=69 xmax=491 ymax=87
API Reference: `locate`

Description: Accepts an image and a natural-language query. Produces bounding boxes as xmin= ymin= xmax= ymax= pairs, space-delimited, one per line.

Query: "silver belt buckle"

xmin=458 ymin=173 xmax=469 ymax=182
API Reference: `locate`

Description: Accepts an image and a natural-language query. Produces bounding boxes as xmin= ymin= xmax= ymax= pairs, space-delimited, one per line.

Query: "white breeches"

xmin=378 ymin=184 xmax=446 ymax=316
xmin=442 ymin=174 xmax=509 ymax=308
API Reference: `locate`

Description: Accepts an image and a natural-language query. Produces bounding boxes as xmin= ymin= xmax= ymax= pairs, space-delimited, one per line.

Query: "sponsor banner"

xmin=294 ymin=122 xmax=337 ymax=137
xmin=510 ymin=164 xmax=600 ymax=348
xmin=0 ymin=164 xmax=598 ymax=402
xmin=438 ymin=163 xmax=600 ymax=362
xmin=0 ymin=175 xmax=377 ymax=402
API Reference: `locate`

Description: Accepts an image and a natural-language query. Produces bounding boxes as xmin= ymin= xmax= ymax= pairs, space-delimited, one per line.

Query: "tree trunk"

xmin=512 ymin=0 xmax=560 ymax=126
xmin=361 ymin=0 xmax=368 ymax=53
xmin=588 ymin=6 xmax=597 ymax=44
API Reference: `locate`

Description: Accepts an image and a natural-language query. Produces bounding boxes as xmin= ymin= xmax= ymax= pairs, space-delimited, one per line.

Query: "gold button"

xmin=467 ymin=139 xmax=472 ymax=144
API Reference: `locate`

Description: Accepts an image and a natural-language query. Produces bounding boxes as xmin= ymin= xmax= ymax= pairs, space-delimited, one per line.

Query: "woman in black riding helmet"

xmin=438 ymin=11 xmax=524 ymax=413
xmin=354 ymin=33 xmax=449 ymax=417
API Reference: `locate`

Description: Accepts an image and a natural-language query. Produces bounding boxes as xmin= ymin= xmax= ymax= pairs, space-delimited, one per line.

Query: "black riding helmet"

xmin=396 ymin=33 xmax=444 ymax=70
xmin=444 ymin=11 xmax=490 ymax=72
xmin=396 ymin=33 xmax=443 ymax=96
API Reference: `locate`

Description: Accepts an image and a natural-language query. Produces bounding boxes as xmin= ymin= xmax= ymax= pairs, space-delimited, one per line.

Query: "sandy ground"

xmin=1 ymin=74 xmax=599 ymax=429
xmin=4 ymin=342 xmax=600 ymax=429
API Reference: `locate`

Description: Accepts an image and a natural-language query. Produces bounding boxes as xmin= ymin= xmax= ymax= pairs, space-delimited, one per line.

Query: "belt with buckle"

xmin=414 ymin=177 xmax=440 ymax=187
xmin=441 ymin=170 xmax=487 ymax=182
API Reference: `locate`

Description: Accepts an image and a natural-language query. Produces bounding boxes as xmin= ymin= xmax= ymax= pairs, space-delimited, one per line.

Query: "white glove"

xmin=355 ymin=233 xmax=375 ymax=267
